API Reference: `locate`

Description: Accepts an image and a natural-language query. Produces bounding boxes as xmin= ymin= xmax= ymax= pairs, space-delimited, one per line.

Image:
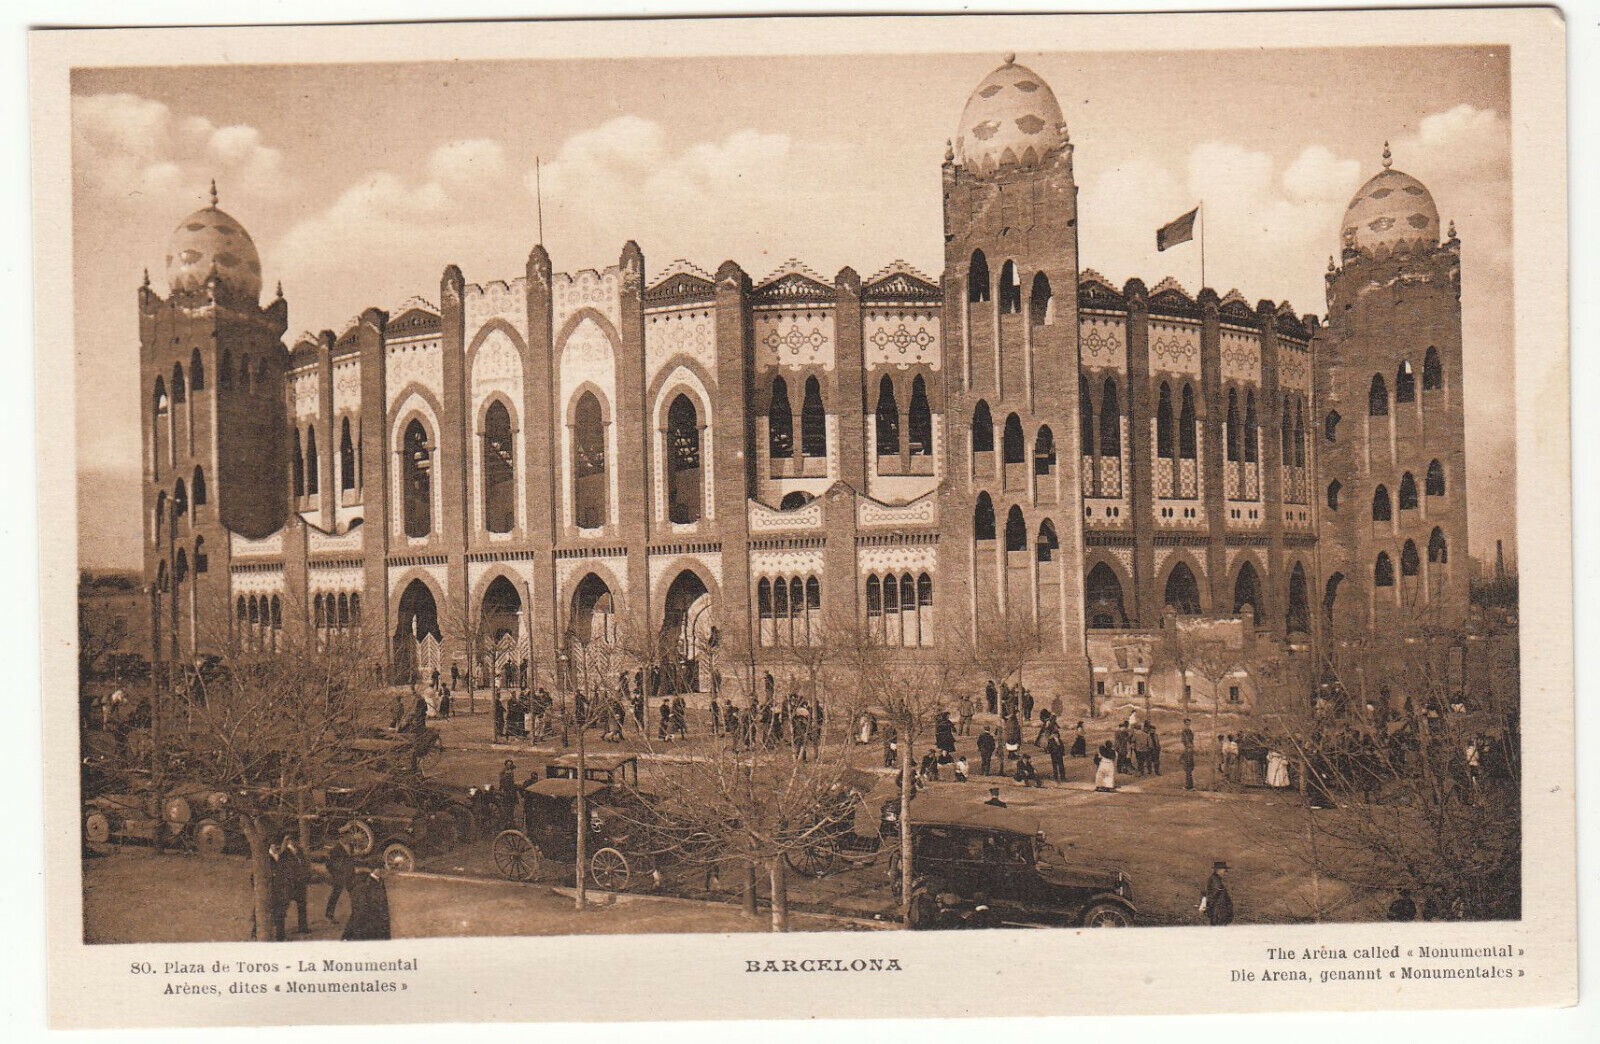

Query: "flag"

xmin=1157 ymin=207 xmax=1198 ymax=251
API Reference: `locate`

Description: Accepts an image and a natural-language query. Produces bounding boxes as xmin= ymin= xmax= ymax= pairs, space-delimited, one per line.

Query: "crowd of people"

xmin=249 ymin=832 xmax=390 ymax=942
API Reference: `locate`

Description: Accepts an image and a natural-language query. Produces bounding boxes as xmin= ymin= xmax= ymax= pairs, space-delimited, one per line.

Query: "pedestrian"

xmin=1145 ymin=722 xmax=1162 ymax=775
xmin=919 ymin=749 xmax=940 ymax=783
xmin=672 ymin=694 xmax=688 ymax=739
xmin=492 ymin=693 xmax=504 ymax=739
xmin=1070 ymin=721 xmax=1087 ymax=757
xmin=764 ymin=671 xmax=775 ymax=703
xmin=957 ymin=695 xmax=974 ymax=736
xmin=1387 ymin=889 xmax=1418 ymax=922
xmin=658 ymin=698 xmax=671 ymax=741
xmin=260 ymin=838 xmax=287 ymax=941
xmin=883 ymin=723 xmax=898 ymax=768
xmin=342 ymin=869 xmax=391 ymax=941
xmin=1014 ymin=753 xmax=1043 ymax=788
xmin=954 ymin=755 xmax=969 ymax=783
xmin=984 ymin=786 xmax=1007 ymax=808
xmin=1002 ymin=712 xmax=1022 ymax=771
xmin=438 ymin=686 xmax=451 ymax=719
xmin=389 ymin=690 xmax=406 ymax=731
xmin=935 ymin=712 xmax=956 ymax=757
xmin=450 ymin=663 xmax=460 ymax=691
xmin=1134 ymin=723 xmax=1153 ymax=775
xmin=985 ymin=679 xmax=998 ymax=715
xmin=1021 ymin=687 xmax=1034 ymax=722
xmin=710 ymin=698 xmax=722 ymax=737
xmin=1046 ymin=730 xmax=1067 ymax=783
xmin=1114 ymin=721 xmax=1132 ymax=773
xmin=280 ymin=835 xmax=309 ymax=936
xmin=1200 ymin=861 xmax=1235 ymax=925
xmin=430 ymin=667 xmax=441 ymax=692
xmin=1181 ymin=742 xmax=1197 ymax=791
xmin=1093 ymin=740 xmax=1117 ymax=792
xmin=324 ymin=836 xmax=356 ymax=922
xmin=632 ymin=691 xmax=645 ymax=731
xmin=976 ymin=726 xmax=996 ymax=776
xmin=1181 ymin=718 xmax=1195 ymax=752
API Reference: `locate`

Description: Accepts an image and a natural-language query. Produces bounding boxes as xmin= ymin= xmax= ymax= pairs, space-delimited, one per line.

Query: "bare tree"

xmin=78 ymin=602 xmax=134 ymax=682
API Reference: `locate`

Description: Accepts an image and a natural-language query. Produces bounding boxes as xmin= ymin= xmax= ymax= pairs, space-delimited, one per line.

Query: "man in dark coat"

xmin=976 ymin=726 xmax=997 ymax=776
xmin=323 ymin=837 xmax=356 ymax=922
xmin=343 ymin=870 xmax=391 ymax=941
xmin=985 ymin=680 xmax=998 ymax=715
xmin=1202 ymin=861 xmax=1235 ymax=925
xmin=1181 ymin=743 xmax=1197 ymax=791
xmin=1045 ymin=730 xmax=1067 ymax=783
xmin=934 ymin=712 xmax=956 ymax=756
xmin=280 ymin=836 xmax=310 ymax=935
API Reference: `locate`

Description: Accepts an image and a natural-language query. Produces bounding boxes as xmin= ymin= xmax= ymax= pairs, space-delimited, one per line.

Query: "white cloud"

xmin=72 ymin=92 xmax=285 ymax=205
xmin=1281 ymin=145 xmax=1362 ymax=205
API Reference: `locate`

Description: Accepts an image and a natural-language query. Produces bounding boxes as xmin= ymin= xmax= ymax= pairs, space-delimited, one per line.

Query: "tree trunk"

xmin=768 ymin=857 xmax=789 ymax=932
xmin=899 ymin=728 xmax=914 ymax=926
xmin=242 ymin=817 xmax=275 ymax=941
xmin=574 ymin=706 xmax=587 ymax=910
xmin=742 ymin=863 xmax=759 ymax=918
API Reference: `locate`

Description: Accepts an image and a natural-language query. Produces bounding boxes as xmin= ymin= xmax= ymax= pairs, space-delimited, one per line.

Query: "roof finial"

xmin=944 ymin=139 xmax=954 ymax=163
xmin=1381 ymin=142 xmax=1392 ymax=169
xmin=209 ymin=179 xmax=218 ymax=206
xmin=1447 ymin=218 xmax=1456 ymax=240
xmin=1003 ymin=52 xmax=1016 ymax=65
xmin=1327 ymin=255 xmax=1336 ymax=273
xmin=275 ymin=279 xmax=284 ymax=299
xmin=141 ymin=267 xmax=151 ymax=288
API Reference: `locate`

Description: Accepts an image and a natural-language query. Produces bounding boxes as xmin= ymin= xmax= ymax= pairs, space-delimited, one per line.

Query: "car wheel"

xmin=491 ymin=830 xmax=541 ymax=881
xmin=784 ymin=837 xmax=838 ymax=879
xmin=340 ymin=819 xmax=377 ymax=858
xmin=193 ymin=818 xmax=228 ymax=857
xmin=83 ymin=811 xmax=111 ymax=845
xmin=381 ymin=841 xmax=416 ymax=873
xmin=589 ymin=847 xmax=630 ymax=891
xmin=1082 ymin=901 xmax=1133 ymax=927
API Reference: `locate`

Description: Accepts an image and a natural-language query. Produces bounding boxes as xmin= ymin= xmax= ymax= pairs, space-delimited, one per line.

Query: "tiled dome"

xmin=954 ymin=54 xmax=1068 ymax=175
xmin=1340 ymin=149 xmax=1440 ymax=257
xmin=165 ymin=186 xmax=262 ymax=299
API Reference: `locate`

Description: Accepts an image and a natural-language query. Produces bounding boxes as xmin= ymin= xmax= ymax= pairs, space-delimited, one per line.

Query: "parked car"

xmin=884 ymin=791 xmax=1136 ymax=928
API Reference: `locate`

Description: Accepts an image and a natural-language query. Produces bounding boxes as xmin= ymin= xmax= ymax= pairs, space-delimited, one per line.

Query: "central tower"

xmin=937 ymin=55 xmax=1089 ymax=685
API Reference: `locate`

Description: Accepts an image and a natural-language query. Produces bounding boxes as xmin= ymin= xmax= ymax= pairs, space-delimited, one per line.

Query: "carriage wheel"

xmin=162 ymin=795 xmax=193 ymax=826
xmin=589 ymin=847 xmax=630 ymax=891
xmin=382 ymin=841 xmax=416 ymax=873
xmin=492 ymin=830 xmax=541 ymax=881
xmin=340 ymin=819 xmax=377 ymax=858
xmin=193 ymin=818 xmax=228 ymax=857
xmin=83 ymin=811 xmax=111 ymax=845
xmin=785 ymin=836 xmax=839 ymax=879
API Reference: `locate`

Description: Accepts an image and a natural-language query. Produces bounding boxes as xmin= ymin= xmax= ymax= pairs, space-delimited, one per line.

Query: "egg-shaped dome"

xmin=1340 ymin=154 xmax=1440 ymax=257
xmin=165 ymin=192 xmax=262 ymax=300
xmin=954 ymin=54 xmax=1067 ymax=175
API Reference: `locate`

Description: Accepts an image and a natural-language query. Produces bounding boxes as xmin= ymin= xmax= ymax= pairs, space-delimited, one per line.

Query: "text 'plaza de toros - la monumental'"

xmin=136 ymin=54 xmax=1471 ymax=704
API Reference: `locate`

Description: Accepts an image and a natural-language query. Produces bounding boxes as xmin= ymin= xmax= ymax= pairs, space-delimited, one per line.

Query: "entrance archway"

xmin=481 ymin=576 xmax=523 ymax=689
xmin=1163 ymin=561 xmax=1202 ymax=616
xmin=1232 ymin=561 xmax=1263 ymax=626
xmin=392 ymin=579 xmax=441 ymax=684
xmin=661 ymin=570 xmax=714 ymax=695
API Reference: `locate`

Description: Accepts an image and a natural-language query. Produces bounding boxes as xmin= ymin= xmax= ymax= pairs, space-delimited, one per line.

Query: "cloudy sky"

xmin=72 ymin=46 xmax=1513 ymax=570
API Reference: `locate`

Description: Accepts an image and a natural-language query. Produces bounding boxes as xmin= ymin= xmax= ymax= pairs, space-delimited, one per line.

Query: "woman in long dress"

xmin=1265 ymin=749 xmax=1291 ymax=788
xmin=1070 ymin=723 xmax=1088 ymax=758
xmin=1093 ymin=740 xmax=1117 ymax=792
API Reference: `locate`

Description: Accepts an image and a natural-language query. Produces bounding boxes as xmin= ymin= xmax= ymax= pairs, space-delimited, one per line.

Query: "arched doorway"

xmin=1232 ymin=561 xmax=1263 ymax=626
xmin=661 ymin=570 xmax=714 ymax=695
xmin=1164 ymin=561 xmax=1202 ymax=616
xmin=481 ymin=576 xmax=523 ymax=689
xmin=566 ymin=573 xmax=616 ymax=697
xmin=1287 ymin=563 xmax=1311 ymax=635
xmin=392 ymin=579 xmax=441 ymax=684
xmin=1085 ymin=562 xmax=1128 ymax=629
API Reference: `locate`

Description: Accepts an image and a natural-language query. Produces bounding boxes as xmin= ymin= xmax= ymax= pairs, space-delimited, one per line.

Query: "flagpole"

xmin=535 ymin=156 xmax=544 ymax=245
xmin=1199 ymin=200 xmax=1206 ymax=292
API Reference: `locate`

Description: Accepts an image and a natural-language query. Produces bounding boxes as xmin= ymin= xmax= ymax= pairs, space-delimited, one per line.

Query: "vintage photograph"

xmin=66 ymin=35 xmax=1528 ymax=946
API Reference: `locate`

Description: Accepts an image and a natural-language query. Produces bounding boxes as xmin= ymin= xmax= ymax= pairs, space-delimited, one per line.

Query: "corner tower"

xmin=937 ymin=55 xmax=1089 ymax=685
xmin=139 ymin=183 xmax=288 ymax=667
xmin=1316 ymin=147 xmax=1468 ymax=631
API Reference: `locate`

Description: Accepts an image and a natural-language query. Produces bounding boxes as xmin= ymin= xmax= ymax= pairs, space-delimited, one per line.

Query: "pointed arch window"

xmin=337 ymin=593 xmax=351 ymax=628
xmin=1293 ymin=399 xmax=1306 ymax=467
xmin=1225 ymin=389 xmax=1241 ymax=462
xmin=1428 ymin=527 xmax=1449 ymax=564
xmin=171 ymin=363 xmax=186 ymax=404
xmin=1423 ymin=347 xmax=1443 ymax=391
xmin=1372 ymin=484 xmax=1391 ymax=522
xmin=173 ymin=478 xmax=188 ymax=519
xmin=1368 ymin=374 xmax=1388 ymax=416
xmin=1002 ymin=413 xmax=1025 ymax=464
xmin=1179 ymin=384 xmax=1198 ymax=460
xmin=402 ymin=419 xmax=433 ymax=538
xmin=908 ymin=375 xmax=932 ymax=456
xmin=1395 ymin=360 xmax=1416 ymax=404
xmin=1164 ymin=562 xmax=1202 ymax=615
xmin=1287 ymin=564 xmax=1310 ymax=633
xmin=1036 ymin=518 xmax=1059 ymax=562
xmin=1374 ymin=552 xmax=1395 ymax=587
xmin=1029 ymin=272 xmax=1053 ymax=325
xmin=801 ymin=376 xmax=827 ymax=458
xmin=967 ymin=250 xmax=990 ymax=304
xmin=340 ymin=417 xmax=357 ymax=492
xmin=1426 ymin=459 xmax=1445 ymax=497
xmin=1280 ymin=393 xmax=1293 ymax=460
xmin=194 ymin=535 xmax=207 ymax=574
xmin=998 ymin=260 xmax=1022 ymax=314
xmin=189 ymin=349 xmax=205 ymax=391
xmin=971 ymin=400 xmax=994 ymax=454
xmin=973 ymin=492 xmax=996 ymax=541
xmin=1099 ymin=379 xmax=1121 ymax=459
xmin=864 ymin=575 xmax=881 ymax=624
xmin=153 ymin=376 xmax=169 ymax=416
xmin=1398 ymin=471 xmax=1419 ymax=511
xmin=154 ymin=491 xmax=166 ymax=544
xmin=291 ymin=428 xmax=305 ymax=498
xmin=1033 ymin=425 xmax=1056 ymax=476
xmin=1324 ymin=408 xmax=1340 ymax=443
xmin=1245 ymin=391 xmax=1260 ymax=463
xmin=874 ymin=375 xmax=900 ymax=456
xmin=573 ymin=392 xmax=606 ymax=529
xmin=1156 ymin=383 xmax=1175 ymax=459
xmin=1078 ymin=374 xmax=1095 ymax=456
xmin=220 ymin=351 xmax=233 ymax=390
xmin=191 ymin=466 xmax=206 ymax=507
xmin=768 ymin=376 xmax=793 ymax=459
xmin=305 ymin=425 xmax=319 ymax=495
xmin=1326 ymin=479 xmax=1341 ymax=511
xmin=483 ymin=400 xmax=516 ymax=533
xmin=666 ymin=394 xmax=703 ymax=525
xmin=1086 ymin=563 xmax=1128 ymax=629
xmin=1401 ymin=540 xmax=1421 ymax=577
xmin=1004 ymin=505 xmax=1027 ymax=551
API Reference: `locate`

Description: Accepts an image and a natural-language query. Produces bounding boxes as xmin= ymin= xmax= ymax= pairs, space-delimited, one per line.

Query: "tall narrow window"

xmin=972 ymin=400 xmax=994 ymax=454
xmin=1226 ymin=389 xmax=1241 ymax=462
xmin=1287 ymin=565 xmax=1310 ymax=633
xmin=874 ymin=375 xmax=900 ymax=456
xmin=173 ymin=478 xmax=188 ymax=519
xmin=154 ymin=491 xmax=166 ymax=544
xmin=402 ymin=419 xmax=432 ymax=538
xmin=1324 ymin=408 xmax=1340 ymax=443
xmin=666 ymin=394 xmax=703 ymax=524
xmin=1401 ymin=540 xmax=1420 ymax=577
xmin=1326 ymin=479 xmax=1341 ymax=510
xmin=758 ymin=579 xmax=773 ymax=644
xmin=1423 ymin=347 xmax=1443 ymax=391
xmin=1398 ymin=471 xmax=1419 ymax=511
xmin=1428 ymin=527 xmax=1449 ymax=564
xmin=239 ymin=356 xmax=251 ymax=393
xmin=305 ymin=425 xmax=319 ymax=495
xmin=1099 ymin=379 xmax=1121 ymax=459
xmin=192 ymin=466 xmax=206 ymax=506
xmin=1245 ymin=391 xmax=1260 ymax=462
xmin=1426 ymin=459 xmax=1446 ymax=497
xmin=188 ymin=349 xmax=204 ymax=392
xmin=1179 ymin=384 xmax=1197 ymax=460
xmin=974 ymin=492 xmax=996 ymax=541
xmin=220 ymin=351 xmax=233 ymax=390
xmin=1078 ymin=374 xmax=1095 ymax=456
xmin=1029 ymin=272 xmax=1053 ymax=325
xmin=153 ymin=376 xmax=168 ymax=416
xmin=1036 ymin=519 xmax=1059 ymax=562
xmin=801 ymin=376 xmax=826 ymax=458
xmin=1033 ymin=425 xmax=1056 ymax=476
xmin=998 ymin=260 xmax=1022 ymax=314
xmin=1156 ymin=383 xmax=1175 ymax=459
xmin=1005 ymin=505 xmax=1027 ymax=552
xmin=864 ymin=575 xmax=881 ymax=630
xmin=1003 ymin=413 xmax=1025 ymax=464
xmin=1293 ymin=400 xmax=1306 ymax=467
xmin=171 ymin=363 xmax=186 ymax=404
xmin=193 ymin=535 xmax=207 ymax=573
xmin=1368 ymin=374 xmax=1388 ymax=416
xmin=1280 ymin=393 xmax=1293 ymax=461
xmin=291 ymin=428 xmax=305 ymax=498
xmin=573 ymin=392 xmax=606 ymax=529
xmin=483 ymin=400 xmax=515 ymax=533
xmin=340 ymin=417 xmax=357 ymax=491
xmin=767 ymin=376 xmax=793 ymax=459
xmin=967 ymin=250 xmax=990 ymax=303
xmin=1372 ymin=484 xmax=1391 ymax=522
xmin=907 ymin=375 xmax=932 ymax=456
xmin=1395 ymin=360 xmax=1416 ymax=404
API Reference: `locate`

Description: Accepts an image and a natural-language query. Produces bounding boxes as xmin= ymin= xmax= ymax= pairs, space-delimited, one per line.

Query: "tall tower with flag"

xmin=937 ymin=54 xmax=1090 ymax=677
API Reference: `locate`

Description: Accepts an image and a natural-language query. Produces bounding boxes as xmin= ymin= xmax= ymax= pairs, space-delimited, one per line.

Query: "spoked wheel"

xmin=785 ymin=836 xmax=839 ymax=879
xmin=83 ymin=811 xmax=111 ymax=846
xmin=589 ymin=847 xmax=630 ymax=891
xmin=382 ymin=841 xmax=416 ymax=874
xmin=193 ymin=818 xmax=228 ymax=857
xmin=340 ymin=819 xmax=377 ymax=858
xmin=492 ymin=829 xmax=541 ymax=881
xmin=1081 ymin=901 xmax=1133 ymax=927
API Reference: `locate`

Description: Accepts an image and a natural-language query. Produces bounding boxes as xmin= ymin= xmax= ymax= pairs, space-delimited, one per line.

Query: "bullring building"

xmin=136 ymin=55 xmax=1471 ymax=697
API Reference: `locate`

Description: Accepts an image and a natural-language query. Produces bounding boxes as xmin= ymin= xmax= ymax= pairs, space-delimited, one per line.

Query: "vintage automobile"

xmin=780 ymin=768 xmax=886 ymax=878
xmin=81 ymin=769 xmax=232 ymax=852
xmin=307 ymin=767 xmax=464 ymax=872
xmin=882 ymin=791 xmax=1136 ymax=928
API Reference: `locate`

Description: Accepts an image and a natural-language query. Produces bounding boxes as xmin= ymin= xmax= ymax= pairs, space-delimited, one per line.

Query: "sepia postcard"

xmin=30 ymin=8 xmax=1573 ymax=1029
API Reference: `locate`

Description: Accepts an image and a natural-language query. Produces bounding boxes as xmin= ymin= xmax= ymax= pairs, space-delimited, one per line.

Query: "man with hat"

xmin=983 ymin=786 xmax=1007 ymax=808
xmin=1200 ymin=861 xmax=1234 ymax=925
